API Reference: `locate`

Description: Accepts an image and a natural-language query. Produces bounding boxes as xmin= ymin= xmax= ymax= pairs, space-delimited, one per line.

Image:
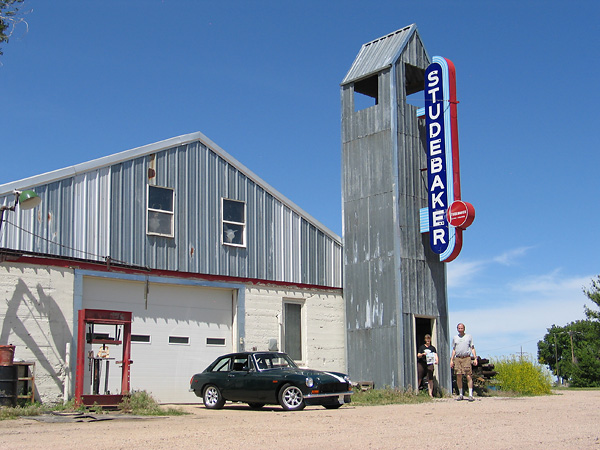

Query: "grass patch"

xmin=0 ymin=403 xmax=52 ymax=420
xmin=351 ymin=387 xmax=436 ymax=406
xmin=0 ymin=391 xmax=186 ymax=420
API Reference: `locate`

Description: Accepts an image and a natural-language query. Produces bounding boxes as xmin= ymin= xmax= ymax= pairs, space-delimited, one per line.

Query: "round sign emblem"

xmin=447 ymin=201 xmax=475 ymax=229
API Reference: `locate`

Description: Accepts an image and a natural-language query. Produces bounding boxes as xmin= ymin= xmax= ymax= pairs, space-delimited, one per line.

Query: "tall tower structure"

xmin=341 ymin=25 xmax=451 ymax=391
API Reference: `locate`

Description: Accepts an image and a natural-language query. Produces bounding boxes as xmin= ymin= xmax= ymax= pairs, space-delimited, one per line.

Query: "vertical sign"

xmin=424 ymin=56 xmax=474 ymax=262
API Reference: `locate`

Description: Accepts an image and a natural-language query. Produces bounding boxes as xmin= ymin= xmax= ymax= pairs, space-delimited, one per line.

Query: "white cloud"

xmin=493 ymin=246 xmax=533 ymax=266
xmin=447 ymin=259 xmax=486 ymax=288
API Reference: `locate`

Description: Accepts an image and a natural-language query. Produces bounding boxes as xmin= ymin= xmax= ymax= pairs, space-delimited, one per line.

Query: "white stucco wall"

xmin=0 ymin=261 xmax=347 ymax=404
xmin=244 ymin=285 xmax=346 ymax=373
xmin=0 ymin=262 xmax=74 ymax=404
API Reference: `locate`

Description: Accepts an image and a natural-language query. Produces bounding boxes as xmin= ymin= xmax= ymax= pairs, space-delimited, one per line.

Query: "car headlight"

xmin=305 ymin=377 xmax=314 ymax=388
xmin=344 ymin=375 xmax=351 ymax=383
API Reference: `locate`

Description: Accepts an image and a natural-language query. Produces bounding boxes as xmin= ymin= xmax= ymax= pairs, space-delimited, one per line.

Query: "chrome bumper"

xmin=304 ymin=390 xmax=353 ymax=399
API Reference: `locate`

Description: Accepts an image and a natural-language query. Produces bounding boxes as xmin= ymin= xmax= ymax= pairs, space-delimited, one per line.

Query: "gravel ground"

xmin=1 ymin=390 xmax=599 ymax=449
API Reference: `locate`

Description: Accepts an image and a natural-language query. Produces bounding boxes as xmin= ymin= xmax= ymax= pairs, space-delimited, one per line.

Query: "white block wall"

xmin=0 ymin=262 xmax=74 ymax=404
xmin=244 ymin=286 xmax=346 ymax=373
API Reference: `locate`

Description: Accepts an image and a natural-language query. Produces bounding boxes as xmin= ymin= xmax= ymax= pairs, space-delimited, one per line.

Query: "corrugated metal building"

xmin=0 ymin=131 xmax=345 ymax=403
xmin=341 ymin=25 xmax=451 ymax=391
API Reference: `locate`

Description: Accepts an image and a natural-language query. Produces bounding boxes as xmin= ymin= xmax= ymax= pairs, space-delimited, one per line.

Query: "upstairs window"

xmin=222 ymin=198 xmax=246 ymax=247
xmin=147 ymin=185 xmax=174 ymax=237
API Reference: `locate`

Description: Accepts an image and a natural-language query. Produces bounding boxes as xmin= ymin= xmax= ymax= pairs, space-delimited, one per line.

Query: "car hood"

xmin=278 ymin=368 xmax=348 ymax=383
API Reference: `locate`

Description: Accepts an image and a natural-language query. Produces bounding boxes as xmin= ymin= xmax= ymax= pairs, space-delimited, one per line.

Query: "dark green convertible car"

xmin=190 ymin=352 xmax=353 ymax=411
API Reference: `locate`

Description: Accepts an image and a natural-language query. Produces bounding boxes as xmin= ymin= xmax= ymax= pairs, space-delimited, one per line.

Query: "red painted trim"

xmin=444 ymin=57 xmax=462 ymax=202
xmin=443 ymin=228 xmax=463 ymax=263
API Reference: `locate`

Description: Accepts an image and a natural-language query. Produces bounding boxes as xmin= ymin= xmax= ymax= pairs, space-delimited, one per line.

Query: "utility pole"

xmin=554 ymin=333 xmax=559 ymax=384
xmin=568 ymin=331 xmax=577 ymax=364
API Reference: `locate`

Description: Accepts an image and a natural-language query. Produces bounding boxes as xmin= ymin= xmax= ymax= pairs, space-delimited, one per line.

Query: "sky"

xmin=1 ymin=0 xmax=598 ymax=361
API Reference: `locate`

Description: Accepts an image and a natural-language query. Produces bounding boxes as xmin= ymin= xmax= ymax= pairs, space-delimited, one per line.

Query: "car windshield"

xmin=252 ymin=353 xmax=298 ymax=371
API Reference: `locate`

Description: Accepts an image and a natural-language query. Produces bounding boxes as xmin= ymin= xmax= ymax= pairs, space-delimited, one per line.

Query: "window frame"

xmin=221 ymin=198 xmax=246 ymax=248
xmin=146 ymin=185 xmax=175 ymax=238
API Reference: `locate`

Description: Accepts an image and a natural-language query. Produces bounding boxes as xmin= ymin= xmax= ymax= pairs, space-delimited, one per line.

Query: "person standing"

xmin=450 ymin=323 xmax=477 ymax=401
xmin=417 ymin=334 xmax=438 ymax=398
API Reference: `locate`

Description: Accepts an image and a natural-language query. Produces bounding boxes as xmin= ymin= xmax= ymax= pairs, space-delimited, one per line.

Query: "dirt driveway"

xmin=1 ymin=390 xmax=599 ymax=449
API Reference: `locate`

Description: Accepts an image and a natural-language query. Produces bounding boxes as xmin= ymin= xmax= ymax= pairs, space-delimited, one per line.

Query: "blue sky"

xmin=1 ymin=1 xmax=598 ymax=360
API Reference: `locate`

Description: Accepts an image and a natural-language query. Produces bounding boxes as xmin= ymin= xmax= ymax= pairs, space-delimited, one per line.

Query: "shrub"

xmin=118 ymin=390 xmax=186 ymax=416
xmin=493 ymin=356 xmax=552 ymax=396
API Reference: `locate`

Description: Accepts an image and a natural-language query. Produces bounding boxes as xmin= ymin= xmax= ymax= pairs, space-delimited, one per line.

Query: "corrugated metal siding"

xmin=342 ymin=28 xmax=450 ymax=390
xmin=0 ymin=138 xmax=341 ymax=288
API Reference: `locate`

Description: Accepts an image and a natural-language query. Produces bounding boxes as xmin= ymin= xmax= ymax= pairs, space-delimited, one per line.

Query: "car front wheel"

xmin=203 ymin=384 xmax=225 ymax=409
xmin=278 ymin=384 xmax=305 ymax=411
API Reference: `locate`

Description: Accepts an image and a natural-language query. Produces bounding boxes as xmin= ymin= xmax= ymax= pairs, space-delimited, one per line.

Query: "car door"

xmin=223 ymin=355 xmax=257 ymax=402
xmin=248 ymin=354 xmax=280 ymax=403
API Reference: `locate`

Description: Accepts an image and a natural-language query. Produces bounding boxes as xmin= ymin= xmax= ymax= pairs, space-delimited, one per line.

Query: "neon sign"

xmin=423 ymin=56 xmax=474 ymax=262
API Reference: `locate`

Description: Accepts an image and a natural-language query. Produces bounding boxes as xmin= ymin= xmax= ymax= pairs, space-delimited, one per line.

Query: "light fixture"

xmin=0 ymin=189 xmax=42 ymax=236
xmin=17 ymin=190 xmax=42 ymax=210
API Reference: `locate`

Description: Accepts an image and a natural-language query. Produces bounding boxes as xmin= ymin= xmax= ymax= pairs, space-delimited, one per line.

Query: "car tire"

xmin=248 ymin=402 xmax=265 ymax=409
xmin=278 ymin=384 xmax=305 ymax=411
xmin=203 ymin=384 xmax=225 ymax=409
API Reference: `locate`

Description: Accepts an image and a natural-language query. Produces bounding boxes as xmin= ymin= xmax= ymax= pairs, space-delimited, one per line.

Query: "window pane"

xmin=168 ymin=336 xmax=189 ymax=344
xmin=284 ymin=303 xmax=302 ymax=361
xmin=223 ymin=199 xmax=245 ymax=223
xmin=213 ymin=357 xmax=232 ymax=372
xmin=149 ymin=186 xmax=173 ymax=212
xmin=148 ymin=211 xmax=172 ymax=235
xmin=223 ymin=223 xmax=243 ymax=245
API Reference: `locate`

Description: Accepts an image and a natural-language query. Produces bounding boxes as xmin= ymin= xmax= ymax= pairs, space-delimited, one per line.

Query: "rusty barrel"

xmin=0 ymin=345 xmax=16 ymax=406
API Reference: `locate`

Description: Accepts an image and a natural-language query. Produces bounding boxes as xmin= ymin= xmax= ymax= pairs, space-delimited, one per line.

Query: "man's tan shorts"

xmin=454 ymin=356 xmax=472 ymax=375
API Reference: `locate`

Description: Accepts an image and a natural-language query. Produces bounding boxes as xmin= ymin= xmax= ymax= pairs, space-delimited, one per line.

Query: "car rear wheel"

xmin=278 ymin=384 xmax=305 ymax=411
xmin=203 ymin=385 xmax=225 ymax=409
xmin=248 ymin=402 xmax=265 ymax=409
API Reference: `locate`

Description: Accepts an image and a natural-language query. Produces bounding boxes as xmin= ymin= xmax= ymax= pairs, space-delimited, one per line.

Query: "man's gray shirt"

xmin=452 ymin=334 xmax=474 ymax=357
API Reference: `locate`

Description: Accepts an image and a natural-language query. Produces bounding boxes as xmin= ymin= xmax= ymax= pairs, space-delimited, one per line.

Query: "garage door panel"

xmin=82 ymin=277 xmax=233 ymax=403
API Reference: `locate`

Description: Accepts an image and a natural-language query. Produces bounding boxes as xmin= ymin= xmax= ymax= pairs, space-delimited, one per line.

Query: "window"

xmin=283 ymin=302 xmax=303 ymax=361
xmin=206 ymin=337 xmax=226 ymax=346
xmin=211 ymin=356 xmax=232 ymax=372
xmin=131 ymin=334 xmax=151 ymax=343
xmin=168 ymin=336 xmax=189 ymax=345
xmin=147 ymin=185 xmax=174 ymax=237
xmin=222 ymin=198 xmax=246 ymax=247
xmin=354 ymin=74 xmax=378 ymax=111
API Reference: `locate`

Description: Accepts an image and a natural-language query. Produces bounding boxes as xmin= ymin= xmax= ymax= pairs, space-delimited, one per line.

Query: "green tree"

xmin=583 ymin=275 xmax=600 ymax=322
xmin=538 ymin=320 xmax=600 ymax=387
xmin=0 ymin=0 xmax=25 ymax=56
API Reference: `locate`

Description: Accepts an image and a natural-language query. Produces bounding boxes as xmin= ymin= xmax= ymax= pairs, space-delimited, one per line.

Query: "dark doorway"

xmin=415 ymin=317 xmax=433 ymax=349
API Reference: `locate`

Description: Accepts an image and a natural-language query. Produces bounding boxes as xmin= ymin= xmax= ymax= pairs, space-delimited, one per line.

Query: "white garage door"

xmin=82 ymin=276 xmax=233 ymax=403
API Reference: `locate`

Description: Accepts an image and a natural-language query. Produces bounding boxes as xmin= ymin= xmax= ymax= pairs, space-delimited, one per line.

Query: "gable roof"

xmin=0 ymin=131 xmax=340 ymax=242
xmin=341 ymin=24 xmax=426 ymax=86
